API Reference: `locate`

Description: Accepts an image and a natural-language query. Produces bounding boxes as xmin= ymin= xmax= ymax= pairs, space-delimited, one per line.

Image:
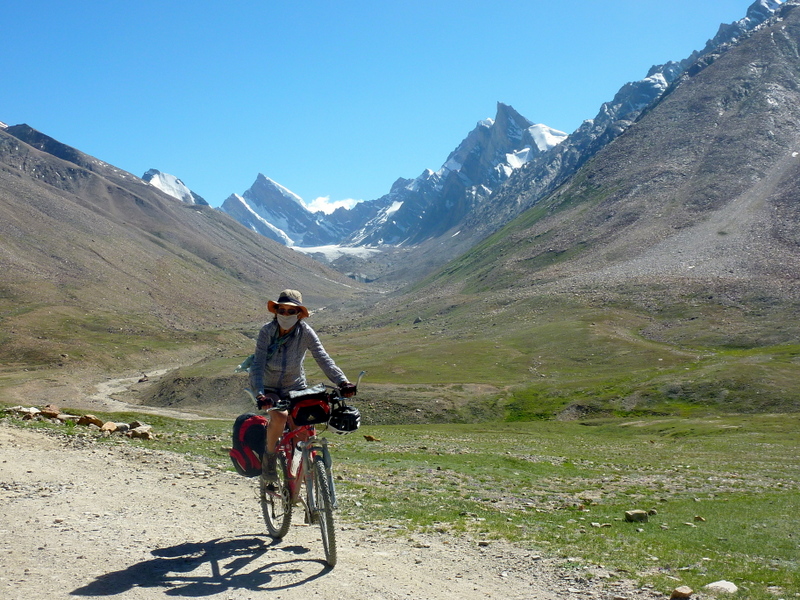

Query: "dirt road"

xmin=0 ymin=423 xmax=658 ymax=600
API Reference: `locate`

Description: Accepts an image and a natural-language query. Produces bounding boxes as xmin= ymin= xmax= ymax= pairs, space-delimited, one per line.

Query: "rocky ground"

xmin=0 ymin=422 xmax=673 ymax=600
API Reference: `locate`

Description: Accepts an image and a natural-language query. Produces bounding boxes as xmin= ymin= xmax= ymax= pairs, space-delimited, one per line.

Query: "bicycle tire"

xmin=261 ymin=453 xmax=292 ymax=538
xmin=312 ymin=455 xmax=337 ymax=566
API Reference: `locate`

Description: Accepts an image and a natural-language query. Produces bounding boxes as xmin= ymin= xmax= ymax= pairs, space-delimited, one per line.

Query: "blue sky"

xmin=2 ymin=1 xmax=762 ymax=211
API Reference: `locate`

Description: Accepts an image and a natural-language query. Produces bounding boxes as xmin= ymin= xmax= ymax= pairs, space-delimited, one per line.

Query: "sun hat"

xmin=267 ymin=289 xmax=309 ymax=318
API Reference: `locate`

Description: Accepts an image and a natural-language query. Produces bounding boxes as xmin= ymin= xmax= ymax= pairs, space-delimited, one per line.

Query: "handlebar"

xmin=248 ymin=370 xmax=366 ymax=411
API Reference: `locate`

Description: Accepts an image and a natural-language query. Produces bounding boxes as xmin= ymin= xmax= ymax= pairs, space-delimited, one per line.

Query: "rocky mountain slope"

xmin=0 ymin=124 xmax=364 ymax=371
xmin=210 ymin=0 xmax=787 ymax=288
xmin=400 ymin=0 xmax=800 ymax=340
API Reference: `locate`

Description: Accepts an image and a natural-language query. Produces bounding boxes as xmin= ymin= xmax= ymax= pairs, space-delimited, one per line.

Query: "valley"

xmin=1 ymin=2 xmax=800 ymax=598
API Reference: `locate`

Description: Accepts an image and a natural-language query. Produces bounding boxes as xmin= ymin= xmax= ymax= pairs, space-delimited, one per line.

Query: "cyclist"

xmin=250 ymin=289 xmax=355 ymax=482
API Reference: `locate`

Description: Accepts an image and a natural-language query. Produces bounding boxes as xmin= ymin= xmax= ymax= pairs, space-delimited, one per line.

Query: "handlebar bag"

xmin=288 ymin=384 xmax=330 ymax=426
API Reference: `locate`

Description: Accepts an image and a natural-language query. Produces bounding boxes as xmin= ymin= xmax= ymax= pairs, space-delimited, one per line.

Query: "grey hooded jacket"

xmin=249 ymin=319 xmax=347 ymax=397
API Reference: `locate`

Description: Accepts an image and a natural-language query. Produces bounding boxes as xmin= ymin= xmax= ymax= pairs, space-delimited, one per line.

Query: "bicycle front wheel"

xmin=261 ymin=453 xmax=292 ymax=539
xmin=312 ymin=455 xmax=337 ymax=566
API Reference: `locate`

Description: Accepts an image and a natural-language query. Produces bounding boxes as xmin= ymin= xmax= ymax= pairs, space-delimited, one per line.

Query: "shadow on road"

xmin=70 ymin=535 xmax=331 ymax=596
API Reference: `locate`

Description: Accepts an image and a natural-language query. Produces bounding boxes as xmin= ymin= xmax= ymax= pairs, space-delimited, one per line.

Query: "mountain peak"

xmin=253 ymin=173 xmax=305 ymax=208
xmin=143 ymin=169 xmax=208 ymax=205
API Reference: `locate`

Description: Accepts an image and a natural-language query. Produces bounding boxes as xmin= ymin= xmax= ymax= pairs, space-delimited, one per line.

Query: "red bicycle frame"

xmin=275 ymin=418 xmax=338 ymax=516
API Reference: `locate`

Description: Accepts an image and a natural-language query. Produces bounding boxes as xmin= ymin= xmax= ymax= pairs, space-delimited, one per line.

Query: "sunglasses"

xmin=276 ymin=306 xmax=300 ymax=316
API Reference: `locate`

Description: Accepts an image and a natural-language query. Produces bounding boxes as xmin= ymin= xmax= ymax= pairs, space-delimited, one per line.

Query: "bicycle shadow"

xmin=70 ymin=535 xmax=331 ymax=597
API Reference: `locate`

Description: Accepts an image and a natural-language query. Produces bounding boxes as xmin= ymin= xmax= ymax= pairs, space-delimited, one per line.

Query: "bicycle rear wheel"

xmin=261 ymin=453 xmax=292 ymax=538
xmin=312 ymin=455 xmax=337 ymax=566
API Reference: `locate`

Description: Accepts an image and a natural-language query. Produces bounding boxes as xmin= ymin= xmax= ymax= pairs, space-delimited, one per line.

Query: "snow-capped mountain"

xmin=177 ymin=0 xmax=785 ymax=270
xmin=220 ymin=102 xmax=566 ymax=249
xmin=461 ymin=0 xmax=788 ymax=243
xmin=345 ymin=103 xmax=567 ymax=246
xmin=143 ymin=169 xmax=208 ymax=205
xmin=218 ymin=174 xmax=348 ymax=246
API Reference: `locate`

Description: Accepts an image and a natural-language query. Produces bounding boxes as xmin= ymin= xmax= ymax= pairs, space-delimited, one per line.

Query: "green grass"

xmin=331 ymin=416 xmax=799 ymax=599
xmin=313 ymin=293 xmax=800 ymax=419
xmin=5 ymin=409 xmax=795 ymax=598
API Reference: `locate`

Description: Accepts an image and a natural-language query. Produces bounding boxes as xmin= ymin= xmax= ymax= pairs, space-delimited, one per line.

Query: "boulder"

xmin=127 ymin=425 xmax=154 ymax=440
xmin=41 ymin=404 xmax=61 ymax=418
xmin=625 ymin=510 xmax=649 ymax=523
xmin=78 ymin=415 xmax=104 ymax=427
xmin=671 ymin=585 xmax=693 ymax=599
xmin=704 ymin=581 xmax=738 ymax=594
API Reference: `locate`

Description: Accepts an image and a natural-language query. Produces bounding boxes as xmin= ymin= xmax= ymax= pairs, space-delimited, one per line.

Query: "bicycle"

xmin=258 ymin=373 xmax=363 ymax=567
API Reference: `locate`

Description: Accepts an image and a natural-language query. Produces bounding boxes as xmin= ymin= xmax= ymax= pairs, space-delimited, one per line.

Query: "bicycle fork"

xmin=297 ymin=437 xmax=338 ymax=523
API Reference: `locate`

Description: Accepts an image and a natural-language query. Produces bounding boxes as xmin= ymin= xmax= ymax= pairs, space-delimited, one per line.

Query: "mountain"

xmin=334 ymin=0 xmax=800 ymax=416
xmin=0 ymin=124 xmax=364 ymax=374
xmin=408 ymin=0 xmax=800 ymax=327
xmin=218 ymin=174 xmax=344 ymax=246
xmin=211 ymin=0 xmax=786 ymax=287
xmin=450 ymin=0 xmax=789 ymax=249
xmin=142 ymin=169 xmax=208 ymax=205
xmin=218 ymin=103 xmax=567 ymax=251
xmin=344 ymin=103 xmax=567 ymax=247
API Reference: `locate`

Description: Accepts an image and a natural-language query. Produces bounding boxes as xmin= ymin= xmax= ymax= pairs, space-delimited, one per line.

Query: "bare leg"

xmin=266 ymin=410 xmax=288 ymax=452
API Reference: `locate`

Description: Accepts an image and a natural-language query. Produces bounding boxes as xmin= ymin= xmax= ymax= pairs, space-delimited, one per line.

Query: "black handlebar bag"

xmin=287 ymin=384 xmax=331 ymax=426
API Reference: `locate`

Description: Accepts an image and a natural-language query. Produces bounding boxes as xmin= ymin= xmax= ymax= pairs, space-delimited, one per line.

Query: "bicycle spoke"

xmin=261 ymin=453 xmax=292 ymax=538
xmin=312 ymin=455 xmax=337 ymax=566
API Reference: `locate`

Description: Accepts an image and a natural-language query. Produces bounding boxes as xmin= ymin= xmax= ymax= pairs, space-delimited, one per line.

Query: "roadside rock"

xmin=704 ymin=580 xmax=738 ymax=594
xmin=41 ymin=404 xmax=61 ymax=418
xmin=77 ymin=414 xmax=104 ymax=427
xmin=625 ymin=509 xmax=649 ymax=523
xmin=127 ymin=424 xmax=154 ymax=440
xmin=671 ymin=585 xmax=693 ymax=599
xmin=3 ymin=406 xmax=156 ymax=439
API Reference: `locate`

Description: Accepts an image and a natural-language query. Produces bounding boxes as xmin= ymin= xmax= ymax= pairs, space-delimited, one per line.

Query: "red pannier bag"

xmin=229 ymin=413 xmax=268 ymax=477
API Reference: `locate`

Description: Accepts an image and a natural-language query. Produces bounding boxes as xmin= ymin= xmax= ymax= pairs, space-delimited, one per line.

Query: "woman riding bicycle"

xmin=249 ymin=289 xmax=355 ymax=482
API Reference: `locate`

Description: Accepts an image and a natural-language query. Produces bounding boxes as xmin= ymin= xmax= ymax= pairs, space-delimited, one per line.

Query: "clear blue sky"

xmin=2 ymin=1 xmax=762 ymax=210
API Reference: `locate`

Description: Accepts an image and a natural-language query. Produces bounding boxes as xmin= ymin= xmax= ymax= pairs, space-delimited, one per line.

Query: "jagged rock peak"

xmin=249 ymin=173 xmax=305 ymax=207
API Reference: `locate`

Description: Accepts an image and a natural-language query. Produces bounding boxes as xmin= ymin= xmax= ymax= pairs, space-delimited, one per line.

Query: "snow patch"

xmin=528 ymin=124 xmax=568 ymax=151
xmin=233 ymin=194 xmax=294 ymax=245
xmin=144 ymin=170 xmax=197 ymax=204
xmin=506 ymin=148 xmax=532 ymax=170
xmin=441 ymin=156 xmax=462 ymax=172
xmin=385 ymin=201 xmax=403 ymax=217
xmin=292 ymin=245 xmax=381 ymax=261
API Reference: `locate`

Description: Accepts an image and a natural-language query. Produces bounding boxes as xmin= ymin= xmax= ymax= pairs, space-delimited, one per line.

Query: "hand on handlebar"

xmin=339 ymin=382 xmax=357 ymax=398
xmin=256 ymin=392 xmax=285 ymax=410
xmin=255 ymin=393 xmax=271 ymax=409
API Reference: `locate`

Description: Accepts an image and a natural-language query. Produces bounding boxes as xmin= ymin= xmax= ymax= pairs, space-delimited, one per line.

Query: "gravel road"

xmin=0 ymin=423 xmax=661 ymax=600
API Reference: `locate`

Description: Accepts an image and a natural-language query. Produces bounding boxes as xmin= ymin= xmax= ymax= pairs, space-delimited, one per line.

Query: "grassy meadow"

xmin=2 ymin=269 xmax=799 ymax=600
xmin=4 ymin=409 xmax=797 ymax=599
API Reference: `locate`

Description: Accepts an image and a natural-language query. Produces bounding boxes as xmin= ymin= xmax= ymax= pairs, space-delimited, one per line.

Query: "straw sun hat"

xmin=267 ymin=289 xmax=310 ymax=319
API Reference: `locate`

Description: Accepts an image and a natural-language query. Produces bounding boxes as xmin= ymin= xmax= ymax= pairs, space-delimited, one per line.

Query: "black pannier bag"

xmin=288 ymin=384 xmax=331 ymax=426
xmin=229 ymin=413 xmax=268 ymax=477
